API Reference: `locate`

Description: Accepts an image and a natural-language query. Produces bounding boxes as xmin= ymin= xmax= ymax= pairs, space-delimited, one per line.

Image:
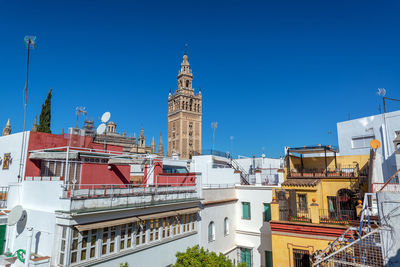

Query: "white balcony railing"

xmin=61 ymin=183 xmax=200 ymax=212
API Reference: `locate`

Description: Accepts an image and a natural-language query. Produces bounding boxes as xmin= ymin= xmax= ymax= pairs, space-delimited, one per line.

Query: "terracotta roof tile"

xmin=282 ymin=178 xmax=320 ymax=187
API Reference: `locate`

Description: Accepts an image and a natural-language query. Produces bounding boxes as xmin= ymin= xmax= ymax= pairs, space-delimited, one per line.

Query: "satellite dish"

xmin=96 ymin=124 xmax=106 ymax=135
xmin=101 ymin=112 xmax=111 ymax=123
xmin=8 ymin=205 xmax=24 ymax=226
xmin=370 ymin=139 xmax=381 ymax=150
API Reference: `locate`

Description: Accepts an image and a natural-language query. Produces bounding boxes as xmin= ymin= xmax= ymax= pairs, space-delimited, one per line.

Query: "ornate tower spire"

xmin=2 ymin=119 xmax=11 ymax=136
xmin=138 ymin=128 xmax=145 ymax=147
xmin=167 ymin=49 xmax=202 ymax=159
xmin=32 ymin=115 xmax=38 ymax=132
xmin=151 ymin=136 xmax=155 ymax=153
xmin=177 ymin=46 xmax=193 ymax=93
xmin=158 ymin=131 xmax=164 ymax=156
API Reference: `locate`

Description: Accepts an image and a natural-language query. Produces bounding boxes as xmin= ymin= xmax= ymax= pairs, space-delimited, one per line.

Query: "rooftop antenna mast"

xmin=18 ymin=36 xmax=36 ymax=182
xmin=75 ymin=107 xmax=87 ymax=128
xmin=211 ymin=122 xmax=218 ymax=154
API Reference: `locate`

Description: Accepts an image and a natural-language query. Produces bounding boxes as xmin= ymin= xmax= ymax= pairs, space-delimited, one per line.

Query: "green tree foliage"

xmin=37 ymin=88 xmax=52 ymax=133
xmin=172 ymin=245 xmax=246 ymax=267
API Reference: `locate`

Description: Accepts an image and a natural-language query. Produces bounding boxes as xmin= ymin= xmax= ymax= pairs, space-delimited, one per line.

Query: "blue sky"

xmin=1 ymin=0 xmax=400 ymax=158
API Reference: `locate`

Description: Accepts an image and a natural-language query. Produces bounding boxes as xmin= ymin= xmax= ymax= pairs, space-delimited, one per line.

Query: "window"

xmin=327 ymin=196 xmax=337 ymax=217
xmin=40 ymin=160 xmax=81 ymax=184
xmin=242 ymin=202 xmax=251 ymax=220
xmin=264 ymin=203 xmax=271 ymax=222
xmin=352 ymin=135 xmax=374 ymax=149
xmin=224 ymin=217 xmax=229 ymax=236
xmin=101 ymin=226 xmax=116 ymax=255
xmin=58 ymin=226 xmax=67 ymax=265
xmin=240 ymin=248 xmax=252 ymax=267
xmin=162 ymin=165 xmax=188 ymax=174
xmin=265 ymin=251 xmax=273 ymax=267
xmin=208 ymin=221 xmax=215 ymax=242
xmin=298 ymin=194 xmax=308 ymax=212
xmin=66 ymin=213 xmax=198 ymax=265
xmin=293 ymin=249 xmax=310 ymax=267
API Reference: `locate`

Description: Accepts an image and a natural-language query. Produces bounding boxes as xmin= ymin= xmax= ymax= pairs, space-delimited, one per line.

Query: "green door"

xmin=0 ymin=225 xmax=6 ymax=254
xmin=265 ymin=250 xmax=273 ymax=267
xmin=240 ymin=248 xmax=252 ymax=267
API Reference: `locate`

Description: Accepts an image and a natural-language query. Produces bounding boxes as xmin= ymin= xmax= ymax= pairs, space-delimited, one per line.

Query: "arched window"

xmin=190 ymin=99 xmax=193 ymax=111
xmin=224 ymin=217 xmax=229 ymax=236
xmin=186 ymin=80 xmax=189 ymax=87
xmin=208 ymin=221 xmax=215 ymax=242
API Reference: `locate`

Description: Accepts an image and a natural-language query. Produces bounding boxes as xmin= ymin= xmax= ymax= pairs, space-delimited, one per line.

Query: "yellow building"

xmin=270 ymin=145 xmax=370 ymax=267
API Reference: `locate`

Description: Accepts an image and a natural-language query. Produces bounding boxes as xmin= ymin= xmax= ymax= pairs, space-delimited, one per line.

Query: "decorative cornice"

xmin=270 ymin=220 xmax=348 ymax=238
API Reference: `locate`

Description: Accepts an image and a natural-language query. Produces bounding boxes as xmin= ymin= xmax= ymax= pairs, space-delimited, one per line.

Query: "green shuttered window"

xmin=264 ymin=203 xmax=271 ymax=222
xmin=242 ymin=202 xmax=251 ymax=220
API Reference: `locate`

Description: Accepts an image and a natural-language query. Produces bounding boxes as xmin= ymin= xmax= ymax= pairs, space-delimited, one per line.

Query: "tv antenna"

xmin=211 ymin=122 xmax=218 ymax=154
xmin=96 ymin=112 xmax=111 ymax=151
xmin=75 ymin=107 xmax=87 ymax=128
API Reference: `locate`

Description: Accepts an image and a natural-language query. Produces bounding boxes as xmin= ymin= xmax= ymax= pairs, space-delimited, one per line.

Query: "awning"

xmin=75 ymin=216 xmax=139 ymax=231
xmin=138 ymin=211 xmax=178 ymax=221
xmin=108 ymin=158 xmax=143 ymax=165
xmin=176 ymin=207 xmax=200 ymax=215
xmin=29 ymin=152 xmax=79 ymax=160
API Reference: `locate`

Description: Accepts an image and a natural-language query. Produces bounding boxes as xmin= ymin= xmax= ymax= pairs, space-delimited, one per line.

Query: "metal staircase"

xmin=312 ymin=193 xmax=383 ymax=267
xmin=229 ymin=159 xmax=250 ymax=185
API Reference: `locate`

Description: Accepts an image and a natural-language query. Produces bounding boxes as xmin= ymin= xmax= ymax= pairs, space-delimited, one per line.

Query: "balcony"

xmin=319 ymin=209 xmax=356 ymax=225
xmin=22 ymin=175 xmax=201 ymax=214
xmin=279 ymin=208 xmax=312 ymax=223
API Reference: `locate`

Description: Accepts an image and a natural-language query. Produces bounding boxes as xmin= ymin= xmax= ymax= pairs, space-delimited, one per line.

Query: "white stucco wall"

xmin=236 ymin=186 xmax=275 ymax=267
xmin=0 ymin=132 xmax=30 ymax=186
xmin=199 ymin=188 xmax=237 ymax=257
xmin=88 ymin=233 xmax=199 ymax=267
xmin=337 ymin=110 xmax=400 ymax=182
xmin=190 ymin=155 xmax=240 ymax=185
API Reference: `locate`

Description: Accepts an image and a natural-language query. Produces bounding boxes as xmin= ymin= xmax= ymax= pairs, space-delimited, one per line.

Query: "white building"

xmin=337 ymin=110 xmax=400 ymax=183
xmin=0 ymin=130 xmax=282 ymax=267
xmin=192 ymin=155 xmax=283 ymax=267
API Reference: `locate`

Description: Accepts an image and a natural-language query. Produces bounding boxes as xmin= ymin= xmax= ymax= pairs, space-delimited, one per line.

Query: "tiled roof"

xmin=282 ymin=178 xmax=320 ymax=187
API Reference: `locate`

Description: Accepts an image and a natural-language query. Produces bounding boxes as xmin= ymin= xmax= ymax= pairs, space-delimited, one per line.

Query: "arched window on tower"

xmin=186 ymin=102 xmax=188 ymax=110
xmin=182 ymin=102 xmax=185 ymax=109
xmin=186 ymin=80 xmax=189 ymax=87
xmin=190 ymin=99 xmax=193 ymax=111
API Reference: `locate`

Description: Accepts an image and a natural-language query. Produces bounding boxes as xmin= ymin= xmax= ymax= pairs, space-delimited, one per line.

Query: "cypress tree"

xmin=37 ymin=88 xmax=52 ymax=133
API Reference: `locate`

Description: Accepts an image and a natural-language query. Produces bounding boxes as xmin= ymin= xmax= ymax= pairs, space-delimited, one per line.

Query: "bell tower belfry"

xmin=167 ymin=48 xmax=202 ymax=159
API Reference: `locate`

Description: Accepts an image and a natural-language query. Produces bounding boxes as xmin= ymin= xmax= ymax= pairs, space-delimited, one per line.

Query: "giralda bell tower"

xmin=167 ymin=49 xmax=202 ymax=159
